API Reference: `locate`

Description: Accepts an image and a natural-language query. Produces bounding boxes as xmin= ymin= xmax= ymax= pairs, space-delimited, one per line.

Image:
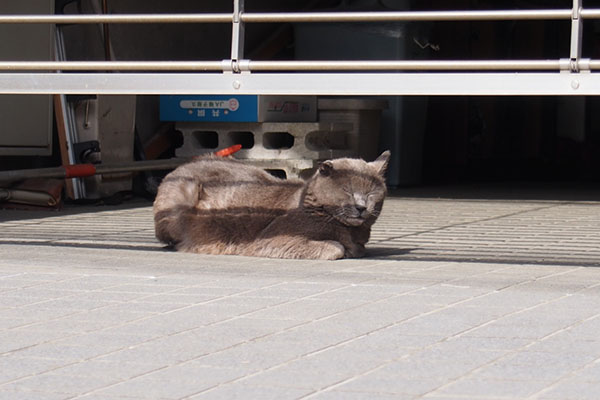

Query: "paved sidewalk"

xmin=1 ymin=193 xmax=600 ymax=399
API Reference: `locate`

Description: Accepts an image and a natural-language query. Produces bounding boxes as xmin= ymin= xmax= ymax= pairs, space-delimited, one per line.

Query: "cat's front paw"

xmin=319 ymin=240 xmax=345 ymax=260
xmin=345 ymin=243 xmax=366 ymax=258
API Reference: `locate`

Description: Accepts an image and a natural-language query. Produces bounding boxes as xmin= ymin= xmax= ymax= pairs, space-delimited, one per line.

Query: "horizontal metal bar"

xmin=0 ymin=72 xmax=596 ymax=96
xmin=0 ymin=8 xmax=588 ymax=26
xmin=0 ymin=59 xmax=573 ymax=72
xmin=588 ymin=60 xmax=600 ymax=69
xmin=0 ymin=14 xmax=232 ymax=24
xmin=0 ymin=61 xmax=225 ymax=71
xmin=246 ymin=60 xmax=563 ymax=71
xmin=579 ymin=9 xmax=600 ymax=18
xmin=242 ymin=9 xmax=573 ymax=23
xmin=0 ymin=158 xmax=190 ymax=183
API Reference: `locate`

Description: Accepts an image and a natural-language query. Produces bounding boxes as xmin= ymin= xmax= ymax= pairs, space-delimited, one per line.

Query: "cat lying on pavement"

xmin=153 ymin=151 xmax=389 ymax=260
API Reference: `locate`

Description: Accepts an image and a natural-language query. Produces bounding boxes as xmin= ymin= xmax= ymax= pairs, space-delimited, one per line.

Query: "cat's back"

xmin=157 ymin=157 xmax=304 ymax=210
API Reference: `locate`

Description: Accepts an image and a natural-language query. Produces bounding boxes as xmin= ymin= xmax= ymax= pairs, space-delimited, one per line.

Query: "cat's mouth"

xmin=329 ymin=206 xmax=369 ymax=226
xmin=344 ymin=216 xmax=366 ymax=226
xmin=340 ymin=209 xmax=368 ymax=226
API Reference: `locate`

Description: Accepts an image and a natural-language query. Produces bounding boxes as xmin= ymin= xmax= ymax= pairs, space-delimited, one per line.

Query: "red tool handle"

xmin=63 ymin=164 xmax=97 ymax=178
xmin=214 ymin=144 xmax=242 ymax=157
xmin=60 ymin=144 xmax=242 ymax=179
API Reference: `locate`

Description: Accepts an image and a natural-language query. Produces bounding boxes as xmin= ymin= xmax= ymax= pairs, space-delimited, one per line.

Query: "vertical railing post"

xmin=570 ymin=0 xmax=583 ymax=71
xmin=230 ymin=0 xmax=245 ymax=73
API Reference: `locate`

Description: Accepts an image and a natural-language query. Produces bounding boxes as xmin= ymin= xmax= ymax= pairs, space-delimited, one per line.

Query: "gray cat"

xmin=153 ymin=151 xmax=390 ymax=260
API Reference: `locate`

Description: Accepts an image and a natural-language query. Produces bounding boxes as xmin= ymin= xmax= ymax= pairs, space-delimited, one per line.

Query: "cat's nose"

xmin=355 ymin=205 xmax=367 ymax=214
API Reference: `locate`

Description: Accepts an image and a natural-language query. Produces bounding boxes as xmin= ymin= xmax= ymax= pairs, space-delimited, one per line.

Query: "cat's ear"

xmin=370 ymin=150 xmax=391 ymax=176
xmin=318 ymin=160 xmax=334 ymax=176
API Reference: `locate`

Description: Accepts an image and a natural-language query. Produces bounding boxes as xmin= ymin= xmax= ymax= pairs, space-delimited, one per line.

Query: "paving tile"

xmin=310 ymin=390 xmax=411 ymax=400
xmin=92 ymin=364 xmax=246 ymax=399
xmin=536 ymin=381 xmax=600 ymax=400
xmin=9 ymin=343 xmax=114 ymax=362
xmin=189 ymin=383 xmax=312 ymax=399
xmin=568 ymin=360 xmax=600 ymax=383
xmin=48 ymin=360 xmax=163 ymax=381
xmin=192 ymin=338 xmax=311 ymax=372
xmin=332 ymin=375 xmax=445 ymax=396
xmin=1 ymin=372 xmax=117 ymax=396
xmin=241 ymin=361 xmax=362 ymax=390
xmin=370 ymin=350 xmax=503 ymax=382
xmin=428 ymin=377 xmax=551 ymax=398
xmin=0 ymin=357 xmax=69 ymax=384
xmin=0 ymin=390 xmax=72 ymax=400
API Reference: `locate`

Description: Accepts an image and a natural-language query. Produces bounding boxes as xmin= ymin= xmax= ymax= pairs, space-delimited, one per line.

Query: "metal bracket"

xmin=578 ymin=58 xmax=591 ymax=73
xmin=72 ymin=140 xmax=100 ymax=164
xmin=238 ymin=59 xmax=251 ymax=72
xmin=221 ymin=59 xmax=234 ymax=74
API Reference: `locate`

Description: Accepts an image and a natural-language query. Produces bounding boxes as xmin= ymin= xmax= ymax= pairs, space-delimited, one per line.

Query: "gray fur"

xmin=153 ymin=151 xmax=390 ymax=260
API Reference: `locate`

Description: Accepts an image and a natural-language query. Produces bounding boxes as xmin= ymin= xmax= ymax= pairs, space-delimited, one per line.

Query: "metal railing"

xmin=0 ymin=0 xmax=598 ymax=95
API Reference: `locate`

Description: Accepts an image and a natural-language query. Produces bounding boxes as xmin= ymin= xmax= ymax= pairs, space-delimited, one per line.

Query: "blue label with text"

xmin=159 ymin=95 xmax=258 ymax=122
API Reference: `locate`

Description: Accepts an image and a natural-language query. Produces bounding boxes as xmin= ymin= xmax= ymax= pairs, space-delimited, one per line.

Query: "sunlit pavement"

xmin=1 ymin=192 xmax=600 ymax=399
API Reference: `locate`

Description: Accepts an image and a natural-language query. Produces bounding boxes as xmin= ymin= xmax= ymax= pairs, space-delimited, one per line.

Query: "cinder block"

xmin=173 ymin=100 xmax=388 ymax=179
xmin=175 ymin=121 xmax=355 ymax=161
xmin=243 ymin=158 xmax=318 ymax=180
xmin=175 ymin=121 xmax=358 ymax=178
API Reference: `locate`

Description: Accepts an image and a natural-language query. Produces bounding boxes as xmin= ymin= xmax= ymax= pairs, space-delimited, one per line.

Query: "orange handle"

xmin=63 ymin=164 xmax=97 ymax=178
xmin=214 ymin=144 xmax=242 ymax=157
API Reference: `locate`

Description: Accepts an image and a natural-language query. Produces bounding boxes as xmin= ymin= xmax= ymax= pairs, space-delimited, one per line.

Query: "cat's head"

xmin=304 ymin=151 xmax=390 ymax=227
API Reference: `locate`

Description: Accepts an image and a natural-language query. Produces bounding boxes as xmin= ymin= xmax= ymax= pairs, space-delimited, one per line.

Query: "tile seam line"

xmin=78 ymin=264 xmax=487 ymax=399
xmin=57 ymin=277 xmax=393 ymax=399
xmin=0 ymin=271 xmax=114 ymax=305
xmin=0 ymin=276 xmax=304 ymax=390
xmin=190 ymin=265 xmax=575 ymax=399
xmin=17 ymin=271 xmax=395 ymax=397
xmin=417 ymin=279 xmax=600 ymax=399
xmin=527 ymin=358 xmax=600 ymax=400
xmin=2 ymin=271 xmax=293 ymax=357
xmin=295 ymin=267 xmax=595 ymax=399
xmin=424 ymin=310 xmax=600 ymax=400
xmin=5 ymin=255 xmax=583 ymax=398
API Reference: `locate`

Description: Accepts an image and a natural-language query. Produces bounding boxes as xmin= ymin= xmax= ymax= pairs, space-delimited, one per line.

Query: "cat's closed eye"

xmin=367 ymin=191 xmax=382 ymax=200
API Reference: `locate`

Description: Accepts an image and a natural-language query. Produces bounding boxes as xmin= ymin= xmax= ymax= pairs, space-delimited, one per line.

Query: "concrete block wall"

xmin=175 ymin=121 xmax=355 ymax=178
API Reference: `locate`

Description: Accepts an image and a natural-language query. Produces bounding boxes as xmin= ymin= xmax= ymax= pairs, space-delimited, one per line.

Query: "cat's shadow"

xmin=364 ymin=246 xmax=417 ymax=259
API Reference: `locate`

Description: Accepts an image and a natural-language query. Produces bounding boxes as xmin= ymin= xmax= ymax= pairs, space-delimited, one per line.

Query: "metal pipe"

xmin=579 ymin=9 xmax=600 ymax=18
xmin=0 ymin=61 xmax=225 ymax=71
xmin=102 ymin=0 xmax=111 ymax=62
xmin=0 ymin=146 xmax=241 ymax=184
xmin=0 ymin=13 xmax=232 ymax=24
xmin=0 ymin=159 xmax=187 ymax=184
xmin=0 ymin=9 xmax=584 ymax=25
xmin=0 ymin=59 xmax=567 ymax=72
xmin=246 ymin=60 xmax=563 ymax=71
xmin=242 ymin=9 xmax=573 ymax=23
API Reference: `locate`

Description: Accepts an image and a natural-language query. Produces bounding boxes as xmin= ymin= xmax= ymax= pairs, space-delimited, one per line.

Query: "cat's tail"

xmin=153 ymin=174 xmax=200 ymax=246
